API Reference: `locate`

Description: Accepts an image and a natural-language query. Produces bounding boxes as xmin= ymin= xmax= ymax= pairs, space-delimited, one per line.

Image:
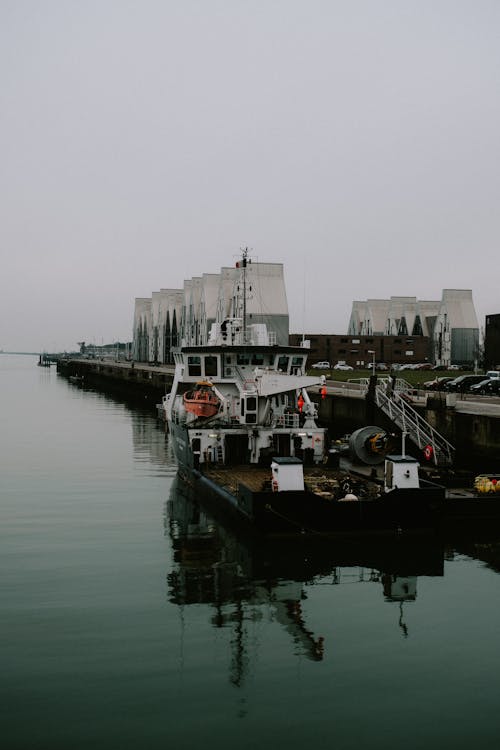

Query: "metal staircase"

xmin=373 ymin=383 xmax=455 ymax=467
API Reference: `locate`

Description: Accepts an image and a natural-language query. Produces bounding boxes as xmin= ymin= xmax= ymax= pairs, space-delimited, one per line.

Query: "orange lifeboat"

xmin=183 ymin=383 xmax=220 ymax=418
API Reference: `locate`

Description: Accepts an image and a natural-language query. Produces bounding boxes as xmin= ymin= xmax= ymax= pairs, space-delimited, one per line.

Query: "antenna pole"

xmin=242 ymin=247 xmax=248 ymax=342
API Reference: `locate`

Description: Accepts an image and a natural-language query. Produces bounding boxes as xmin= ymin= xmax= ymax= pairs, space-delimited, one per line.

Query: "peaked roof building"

xmin=133 ymin=259 xmax=289 ymax=363
xmin=347 ymin=289 xmax=479 ymax=367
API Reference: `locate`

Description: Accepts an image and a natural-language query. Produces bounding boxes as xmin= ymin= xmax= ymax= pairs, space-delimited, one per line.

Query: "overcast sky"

xmin=1 ymin=0 xmax=499 ymax=352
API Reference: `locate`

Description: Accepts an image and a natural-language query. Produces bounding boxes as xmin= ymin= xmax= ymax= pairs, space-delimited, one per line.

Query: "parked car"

xmin=311 ymin=361 xmax=330 ymax=369
xmin=471 ymin=378 xmax=500 ymax=395
xmin=423 ymin=376 xmax=454 ymax=391
xmin=469 ymin=378 xmax=493 ymax=395
xmin=333 ymin=363 xmax=354 ymax=371
xmin=483 ymin=379 xmax=500 ymax=395
xmin=485 ymin=371 xmax=500 ymax=380
xmin=443 ymin=375 xmax=488 ymax=392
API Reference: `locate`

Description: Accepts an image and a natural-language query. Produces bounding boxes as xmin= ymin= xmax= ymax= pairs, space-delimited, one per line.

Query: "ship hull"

xmin=178 ymin=464 xmax=445 ymax=538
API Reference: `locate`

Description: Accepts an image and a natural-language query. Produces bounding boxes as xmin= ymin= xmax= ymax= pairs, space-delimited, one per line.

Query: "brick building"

xmin=289 ymin=333 xmax=431 ymax=369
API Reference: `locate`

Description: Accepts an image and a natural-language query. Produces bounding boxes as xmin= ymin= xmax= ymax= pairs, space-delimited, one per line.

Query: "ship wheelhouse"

xmin=174 ymin=346 xmax=309 ymax=383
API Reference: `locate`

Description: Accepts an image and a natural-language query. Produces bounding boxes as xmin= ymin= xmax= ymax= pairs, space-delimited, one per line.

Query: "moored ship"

xmin=162 ymin=250 xmax=445 ymax=536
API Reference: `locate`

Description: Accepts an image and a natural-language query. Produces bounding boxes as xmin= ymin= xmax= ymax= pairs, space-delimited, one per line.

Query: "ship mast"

xmin=236 ymin=247 xmax=250 ymax=343
xmin=242 ymin=247 xmax=247 ymax=342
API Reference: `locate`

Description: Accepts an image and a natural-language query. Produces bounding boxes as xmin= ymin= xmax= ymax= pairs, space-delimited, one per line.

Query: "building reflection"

xmin=165 ymin=475 xmax=444 ymax=676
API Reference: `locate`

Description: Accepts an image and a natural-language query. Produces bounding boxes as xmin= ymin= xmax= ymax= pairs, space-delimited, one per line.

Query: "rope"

xmin=264 ymin=503 xmax=321 ymax=535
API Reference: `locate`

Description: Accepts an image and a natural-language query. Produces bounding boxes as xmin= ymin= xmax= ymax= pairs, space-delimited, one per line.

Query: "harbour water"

xmin=2 ymin=354 xmax=500 ymax=749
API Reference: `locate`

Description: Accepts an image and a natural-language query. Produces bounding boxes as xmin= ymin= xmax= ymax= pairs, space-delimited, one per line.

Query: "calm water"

xmin=2 ymin=354 xmax=500 ymax=749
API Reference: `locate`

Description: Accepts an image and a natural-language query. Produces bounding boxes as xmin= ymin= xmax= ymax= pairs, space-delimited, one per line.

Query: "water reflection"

xmin=65 ymin=373 xmax=173 ymax=471
xmin=165 ymin=475 xmax=444 ymax=675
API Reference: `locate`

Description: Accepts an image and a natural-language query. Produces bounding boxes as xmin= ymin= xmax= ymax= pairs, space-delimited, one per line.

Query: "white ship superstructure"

xmin=164 ymin=251 xmax=327 ymax=470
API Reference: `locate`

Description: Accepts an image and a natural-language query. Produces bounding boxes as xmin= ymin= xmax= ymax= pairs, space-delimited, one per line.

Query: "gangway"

xmin=373 ymin=382 xmax=455 ymax=467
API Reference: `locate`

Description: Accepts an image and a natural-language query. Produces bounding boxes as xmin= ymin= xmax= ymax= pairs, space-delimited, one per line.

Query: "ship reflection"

xmin=165 ymin=476 xmax=444 ymax=671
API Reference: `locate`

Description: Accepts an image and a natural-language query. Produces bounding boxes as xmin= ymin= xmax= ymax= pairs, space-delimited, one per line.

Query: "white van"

xmin=486 ymin=371 xmax=500 ymax=379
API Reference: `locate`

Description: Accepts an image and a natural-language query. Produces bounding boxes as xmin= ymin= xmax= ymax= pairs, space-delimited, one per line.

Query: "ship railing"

xmin=239 ymin=329 xmax=277 ymax=346
xmin=274 ymin=412 xmax=300 ymax=429
xmin=207 ymin=322 xmax=277 ymax=347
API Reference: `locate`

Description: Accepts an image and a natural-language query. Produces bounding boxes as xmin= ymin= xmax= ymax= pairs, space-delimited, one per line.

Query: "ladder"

xmin=373 ymin=383 xmax=455 ymax=467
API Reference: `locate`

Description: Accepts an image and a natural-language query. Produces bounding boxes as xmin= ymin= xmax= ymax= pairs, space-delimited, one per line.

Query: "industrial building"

xmin=347 ymin=290 xmax=479 ymax=368
xmin=132 ymin=260 xmax=289 ymax=363
xmin=133 ymin=268 xmax=480 ymax=370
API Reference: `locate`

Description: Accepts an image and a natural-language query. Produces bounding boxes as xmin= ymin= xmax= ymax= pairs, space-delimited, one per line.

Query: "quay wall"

xmin=58 ymin=359 xmax=499 ymax=470
xmin=314 ymin=391 xmax=499 ymax=471
xmin=57 ymin=358 xmax=173 ymax=403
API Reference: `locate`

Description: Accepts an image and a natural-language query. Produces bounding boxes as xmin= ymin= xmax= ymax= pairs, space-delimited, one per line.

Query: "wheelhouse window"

xmin=277 ymin=355 xmax=289 ymax=372
xmin=204 ymin=355 xmax=218 ymax=377
xmin=291 ymin=355 xmax=305 ymax=374
xmin=187 ymin=356 xmax=201 ymax=377
xmin=251 ymin=353 xmax=264 ymax=365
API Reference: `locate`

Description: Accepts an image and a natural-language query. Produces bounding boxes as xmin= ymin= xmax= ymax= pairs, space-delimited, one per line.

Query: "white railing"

xmin=274 ymin=412 xmax=300 ymax=429
xmin=374 ymin=385 xmax=455 ymax=466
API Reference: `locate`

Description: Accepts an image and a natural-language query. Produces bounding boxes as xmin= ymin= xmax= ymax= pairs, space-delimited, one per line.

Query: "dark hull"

xmin=169 ymin=422 xmax=194 ymax=469
xmin=180 ymin=466 xmax=444 ymax=538
xmin=444 ymin=492 xmax=500 ymax=528
xmin=170 ymin=424 xmax=500 ymax=535
xmin=169 ymin=474 xmax=445 ymax=579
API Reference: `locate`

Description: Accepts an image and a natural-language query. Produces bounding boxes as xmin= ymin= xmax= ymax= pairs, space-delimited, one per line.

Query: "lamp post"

xmin=368 ymin=350 xmax=376 ymax=377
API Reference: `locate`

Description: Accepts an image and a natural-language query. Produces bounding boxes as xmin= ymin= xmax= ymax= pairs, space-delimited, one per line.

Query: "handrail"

xmin=373 ymin=385 xmax=455 ymax=466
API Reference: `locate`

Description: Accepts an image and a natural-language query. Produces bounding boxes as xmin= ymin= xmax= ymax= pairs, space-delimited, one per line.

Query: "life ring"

xmin=423 ymin=444 xmax=434 ymax=461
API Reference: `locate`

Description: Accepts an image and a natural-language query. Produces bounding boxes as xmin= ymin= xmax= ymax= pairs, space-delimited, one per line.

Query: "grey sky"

xmin=1 ymin=0 xmax=499 ymax=352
